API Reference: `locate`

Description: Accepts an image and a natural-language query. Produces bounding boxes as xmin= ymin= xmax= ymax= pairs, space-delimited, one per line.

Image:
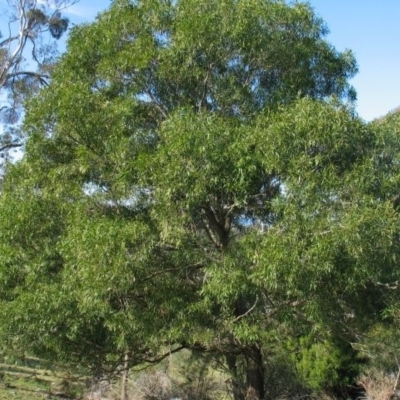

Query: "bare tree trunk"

xmin=226 ymin=346 xmax=265 ymax=400
xmin=121 ymin=351 xmax=129 ymax=400
xmin=231 ymin=297 xmax=265 ymax=400
xmin=226 ymin=354 xmax=244 ymax=400
xmin=245 ymin=346 xmax=264 ymax=400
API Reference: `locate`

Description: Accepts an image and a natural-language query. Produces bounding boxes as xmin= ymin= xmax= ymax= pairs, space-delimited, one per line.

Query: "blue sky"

xmin=2 ymin=0 xmax=399 ymax=121
xmin=309 ymin=1 xmax=400 ymax=121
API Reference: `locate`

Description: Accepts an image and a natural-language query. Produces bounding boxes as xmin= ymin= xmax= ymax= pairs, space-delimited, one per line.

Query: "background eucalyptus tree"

xmin=0 ymin=0 xmax=74 ymax=158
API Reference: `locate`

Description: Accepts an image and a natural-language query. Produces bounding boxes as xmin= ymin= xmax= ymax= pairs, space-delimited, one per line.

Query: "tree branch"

xmin=202 ymin=216 xmax=222 ymax=249
xmin=197 ymin=64 xmax=212 ymax=112
xmin=6 ymin=70 xmax=49 ymax=85
xmin=0 ymin=34 xmax=21 ymax=48
xmin=0 ymin=142 xmax=23 ymax=152
xmin=138 ymin=262 xmax=204 ymax=284
xmin=131 ymin=346 xmax=186 ymax=371
xmin=202 ymin=205 xmax=229 ymax=249
xmin=143 ymin=87 xmax=168 ymax=119
xmin=233 ymin=297 xmax=258 ymax=322
xmin=376 ymin=281 xmax=399 ymax=290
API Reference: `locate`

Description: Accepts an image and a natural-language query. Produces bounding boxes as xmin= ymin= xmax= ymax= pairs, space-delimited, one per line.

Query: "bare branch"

xmin=138 ymin=261 xmax=204 ymax=284
xmin=202 ymin=217 xmax=222 ymax=249
xmin=202 ymin=205 xmax=230 ymax=249
xmin=0 ymin=142 xmax=23 ymax=152
xmin=130 ymin=346 xmax=186 ymax=372
xmin=6 ymin=70 xmax=50 ymax=85
xmin=0 ymin=0 xmax=77 ymax=137
xmin=143 ymin=87 xmax=168 ymax=119
xmin=233 ymin=297 xmax=258 ymax=322
xmin=197 ymin=64 xmax=212 ymax=112
xmin=47 ymin=0 xmax=80 ymax=14
xmin=376 ymin=281 xmax=399 ymax=290
xmin=0 ymin=34 xmax=21 ymax=48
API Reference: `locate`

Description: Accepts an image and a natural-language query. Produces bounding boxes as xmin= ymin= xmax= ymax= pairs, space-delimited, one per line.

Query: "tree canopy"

xmin=0 ymin=1 xmax=399 ymax=399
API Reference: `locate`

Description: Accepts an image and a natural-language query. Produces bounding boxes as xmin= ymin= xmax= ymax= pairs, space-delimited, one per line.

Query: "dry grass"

xmin=357 ymin=370 xmax=399 ymax=400
xmin=86 ymin=369 xmax=225 ymax=400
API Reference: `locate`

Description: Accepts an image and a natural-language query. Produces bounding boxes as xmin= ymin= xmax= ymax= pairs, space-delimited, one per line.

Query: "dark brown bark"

xmin=226 ymin=347 xmax=265 ymax=400
xmin=245 ymin=346 xmax=264 ymax=400
xmin=230 ymin=298 xmax=265 ymax=400
xmin=226 ymin=354 xmax=244 ymax=400
xmin=0 ymin=143 xmax=22 ymax=152
xmin=202 ymin=204 xmax=231 ymax=250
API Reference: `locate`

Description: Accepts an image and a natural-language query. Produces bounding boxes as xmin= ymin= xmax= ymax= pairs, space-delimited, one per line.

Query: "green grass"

xmin=0 ymin=358 xmax=87 ymax=400
xmin=0 ymin=351 xmax=232 ymax=400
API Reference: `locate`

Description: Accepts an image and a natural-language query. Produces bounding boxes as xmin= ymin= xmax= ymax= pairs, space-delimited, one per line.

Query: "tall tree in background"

xmin=1 ymin=1 xmax=400 ymax=399
xmin=0 ymin=0 xmax=75 ymax=158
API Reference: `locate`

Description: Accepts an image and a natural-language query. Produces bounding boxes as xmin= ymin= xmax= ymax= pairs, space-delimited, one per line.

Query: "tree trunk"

xmin=120 ymin=351 xmax=129 ymax=400
xmin=245 ymin=345 xmax=264 ymax=400
xmin=232 ymin=298 xmax=265 ymax=400
xmin=226 ymin=354 xmax=244 ymax=400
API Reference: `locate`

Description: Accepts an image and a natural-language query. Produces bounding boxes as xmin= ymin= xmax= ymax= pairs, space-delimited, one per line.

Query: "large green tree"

xmin=1 ymin=1 xmax=399 ymax=399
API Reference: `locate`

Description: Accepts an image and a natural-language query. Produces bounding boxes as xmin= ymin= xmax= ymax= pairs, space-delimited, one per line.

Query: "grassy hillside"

xmin=0 ymin=357 xmax=87 ymax=400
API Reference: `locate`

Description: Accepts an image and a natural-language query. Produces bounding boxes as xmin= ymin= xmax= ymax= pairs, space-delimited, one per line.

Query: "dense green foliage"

xmin=289 ymin=335 xmax=361 ymax=390
xmin=0 ymin=0 xmax=399 ymax=398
